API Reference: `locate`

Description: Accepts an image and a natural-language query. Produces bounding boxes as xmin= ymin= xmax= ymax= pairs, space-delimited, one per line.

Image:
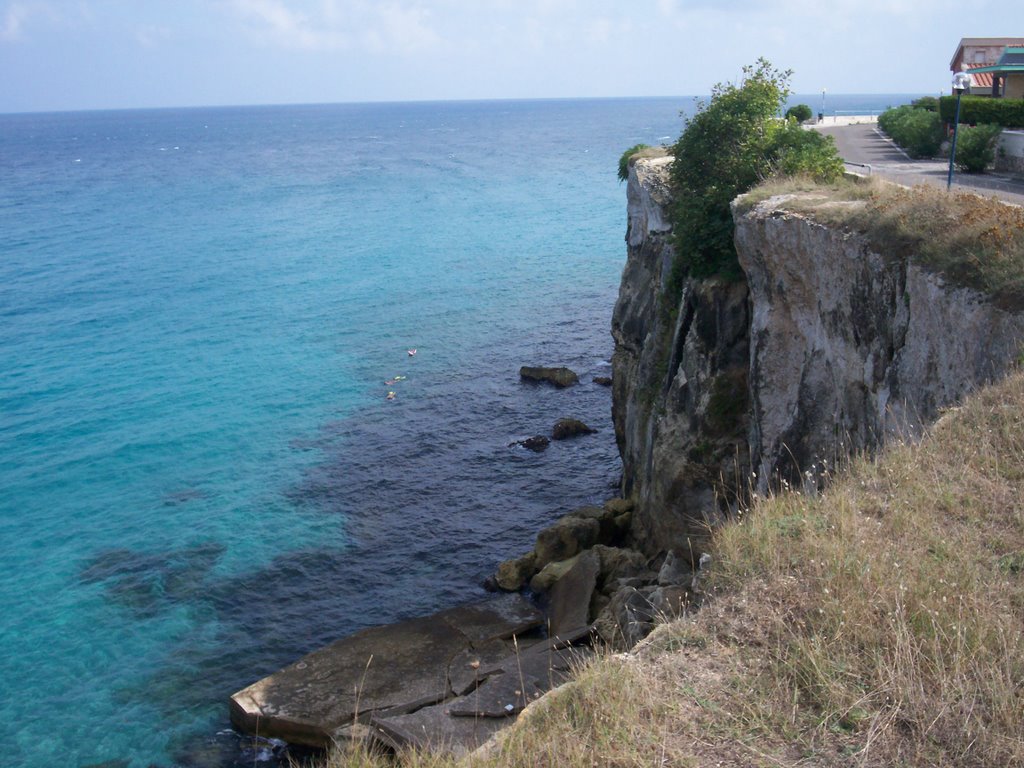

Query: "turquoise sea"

xmin=0 ymin=94 xmax=919 ymax=767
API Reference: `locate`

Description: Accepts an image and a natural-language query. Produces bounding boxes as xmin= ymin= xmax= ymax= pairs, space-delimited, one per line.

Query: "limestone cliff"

xmin=612 ymin=157 xmax=750 ymax=558
xmin=737 ymin=194 xmax=1024 ymax=490
xmin=613 ymin=158 xmax=1024 ymax=559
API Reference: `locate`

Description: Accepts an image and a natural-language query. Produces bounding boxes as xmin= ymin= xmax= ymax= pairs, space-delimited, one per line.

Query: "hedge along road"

xmin=814 ymin=121 xmax=1024 ymax=206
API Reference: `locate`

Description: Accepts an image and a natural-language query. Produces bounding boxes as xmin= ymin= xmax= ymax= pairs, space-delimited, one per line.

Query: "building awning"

xmin=966 ymin=67 xmax=995 ymax=88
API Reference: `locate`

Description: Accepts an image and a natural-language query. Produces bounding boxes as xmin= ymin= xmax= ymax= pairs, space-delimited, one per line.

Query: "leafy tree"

xmin=785 ymin=103 xmax=813 ymax=122
xmin=669 ymin=59 xmax=844 ymax=278
xmin=910 ymin=95 xmax=939 ymax=112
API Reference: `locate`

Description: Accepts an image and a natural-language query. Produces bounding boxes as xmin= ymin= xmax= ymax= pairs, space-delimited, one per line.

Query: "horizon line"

xmin=0 ymin=91 xmax=930 ymax=118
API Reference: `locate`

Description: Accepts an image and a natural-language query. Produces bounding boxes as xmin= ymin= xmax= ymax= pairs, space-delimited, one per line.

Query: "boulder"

xmin=546 ymin=549 xmax=600 ymax=637
xmin=657 ymin=549 xmax=691 ymax=587
xmin=534 ymin=516 xmax=600 ymax=570
xmin=551 ymin=418 xmax=596 ymax=440
xmin=495 ymin=552 xmax=537 ymax=592
xmin=529 ymin=555 xmax=580 ymax=592
xmin=593 ymin=376 xmax=613 ymax=386
xmin=519 ymin=366 xmax=579 ymax=388
xmin=603 ymin=498 xmax=635 ymax=516
xmin=593 ymin=586 xmax=658 ymax=650
xmin=650 ymin=585 xmax=691 ymax=619
xmin=592 ymin=545 xmax=650 ymax=591
xmin=369 ymin=701 xmax=508 ymax=756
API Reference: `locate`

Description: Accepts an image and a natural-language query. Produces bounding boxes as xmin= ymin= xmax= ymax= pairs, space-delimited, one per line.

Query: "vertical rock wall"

xmin=612 ymin=157 xmax=750 ymax=559
xmin=736 ymin=195 xmax=1024 ymax=489
xmin=612 ymin=159 xmax=1024 ymax=560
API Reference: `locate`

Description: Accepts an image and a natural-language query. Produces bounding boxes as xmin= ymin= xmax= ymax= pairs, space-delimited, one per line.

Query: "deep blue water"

xmin=0 ymin=94 xmax=919 ymax=768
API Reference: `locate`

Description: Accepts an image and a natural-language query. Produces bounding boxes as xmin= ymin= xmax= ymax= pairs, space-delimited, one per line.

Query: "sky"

xmin=2 ymin=0 xmax=1023 ymax=113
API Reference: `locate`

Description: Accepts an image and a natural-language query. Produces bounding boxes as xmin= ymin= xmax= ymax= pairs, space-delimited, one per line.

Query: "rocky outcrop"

xmin=519 ymin=366 xmax=579 ymax=388
xmin=551 ymin=418 xmax=596 ymax=440
xmin=612 ymin=157 xmax=750 ymax=559
xmin=229 ymin=595 xmax=576 ymax=755
xmin=613 ymin=157 xmax=1024 ymax=561
xmin=735 ymin=195 xmax=1024 ymax=489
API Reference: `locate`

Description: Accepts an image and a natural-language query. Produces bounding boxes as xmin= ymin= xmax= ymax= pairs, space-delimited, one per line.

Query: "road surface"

xmin=814 ymin=122 xmax=1024 ymax=206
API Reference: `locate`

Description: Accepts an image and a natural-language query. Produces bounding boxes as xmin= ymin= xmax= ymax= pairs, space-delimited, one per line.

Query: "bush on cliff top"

xmin=617 ymin=143 xmax=651 ymax=181
xmin=669 ymin=59 xmax=843 ymax=279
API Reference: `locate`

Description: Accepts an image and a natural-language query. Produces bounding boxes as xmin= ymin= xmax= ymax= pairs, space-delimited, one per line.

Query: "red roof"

xmin=966 ymin=65 xmax=994 ymax=88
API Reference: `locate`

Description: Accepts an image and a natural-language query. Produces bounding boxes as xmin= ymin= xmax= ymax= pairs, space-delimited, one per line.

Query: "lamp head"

xmin=952 ymin=71 xmax=972 ymax=93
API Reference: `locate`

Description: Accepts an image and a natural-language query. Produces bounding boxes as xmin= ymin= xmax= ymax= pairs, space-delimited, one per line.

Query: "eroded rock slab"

xmin=547 ymin=549 xmax=599 ymax=637
xmin=230 ymin=594 xmax=542 ymax=747
xmin=368 ymin=702 xmax=507 ymax=757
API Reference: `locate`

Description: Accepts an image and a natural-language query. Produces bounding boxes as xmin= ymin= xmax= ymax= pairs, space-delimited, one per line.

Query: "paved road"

xmin=816 ymin=122 xmax=1024 ymax=206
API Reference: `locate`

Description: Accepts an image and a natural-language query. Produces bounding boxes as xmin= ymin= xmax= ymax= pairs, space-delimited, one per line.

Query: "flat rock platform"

xmin=230 ymin=594 xmax=590 ymax=755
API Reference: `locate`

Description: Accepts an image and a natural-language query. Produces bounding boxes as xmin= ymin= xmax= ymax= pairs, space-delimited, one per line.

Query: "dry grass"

xmin=322 ymin=369 xmax=1024 ymax=767
xmin=739 ymin=176 xmax=1024 ymax=309
xmin=745 ymin=176 xmax=1024 ymax=309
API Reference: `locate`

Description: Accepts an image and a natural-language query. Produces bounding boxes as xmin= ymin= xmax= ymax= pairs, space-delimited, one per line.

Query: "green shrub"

xmin=618 ymin=143 xmax=651 ymax=182
xmin=953 ymin=123 xmax=1003 ymax=173
xmin=878 ymin=105 xmax=944 ymax=158
xmin=911 ymin=95 xmax=939 ymax=112
xmin=766 ymin=120 xmax=845 ymax=179
xmin=784 ymin=103 xmax=813 ymax=123
xmin=669 ymin=59 xmax=843 ymax=279
xmin=939 ymin=95 xmax=1024 ymax=128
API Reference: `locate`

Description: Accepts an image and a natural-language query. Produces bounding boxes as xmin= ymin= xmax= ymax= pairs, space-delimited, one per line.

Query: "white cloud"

xmin=227 ymin=0 xmax=440 ymax=54
xmin=361 ymin=3 xmax=438 ymax=54
xmin=0 ymin=1 xmax=55 ymax=41
xmin=228 ymin=0 xmax=343 ymax=49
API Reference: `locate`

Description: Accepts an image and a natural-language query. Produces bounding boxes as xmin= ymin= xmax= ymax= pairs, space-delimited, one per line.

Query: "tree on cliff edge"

xmin=670 ymin=59 xmax=843 ymax=279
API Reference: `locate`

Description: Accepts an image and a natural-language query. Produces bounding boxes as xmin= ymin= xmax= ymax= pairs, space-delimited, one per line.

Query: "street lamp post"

xmin=820 ymin=88 xmax=826 ymax=123
xmin=947 ymin=72 xmax=972 ymax=190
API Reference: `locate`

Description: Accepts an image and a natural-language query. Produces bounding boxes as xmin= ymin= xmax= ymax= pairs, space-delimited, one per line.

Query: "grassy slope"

xmin=329 ymin=367 xmax=1024 ymax=767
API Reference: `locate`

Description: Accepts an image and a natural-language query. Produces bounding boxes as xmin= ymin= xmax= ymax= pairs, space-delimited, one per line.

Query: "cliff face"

xmin=613 ymin=158 xmax=1024 ymax=559
xmin=737 ymin=196 xmax=1024 ymax=490
xmin=612 ymin=157 xmax=750 ymax=557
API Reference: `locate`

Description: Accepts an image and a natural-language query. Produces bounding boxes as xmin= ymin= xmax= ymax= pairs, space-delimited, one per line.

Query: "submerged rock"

xmin=593 ymin=376 xmax=613 ymax=386
xmin=551 ymin=418 xmax=596 ymax=440
xmin=519 ymin=366 xmax=579 ymax=388
xmin=510 ymin=435 xmax=550 ymax=452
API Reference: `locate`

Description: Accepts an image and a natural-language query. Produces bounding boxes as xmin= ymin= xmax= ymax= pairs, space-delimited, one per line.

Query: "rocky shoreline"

xmin=228 ymin=360 xmax=705 ymax=759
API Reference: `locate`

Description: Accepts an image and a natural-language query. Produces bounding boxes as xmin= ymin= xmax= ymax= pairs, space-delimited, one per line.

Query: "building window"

xmin=973 ymin=50 xmax=987 ymax=64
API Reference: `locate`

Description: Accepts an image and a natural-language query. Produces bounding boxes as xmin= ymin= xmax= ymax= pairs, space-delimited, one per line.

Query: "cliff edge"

xmin=613 ymin=157 xmax=1024 ymax=559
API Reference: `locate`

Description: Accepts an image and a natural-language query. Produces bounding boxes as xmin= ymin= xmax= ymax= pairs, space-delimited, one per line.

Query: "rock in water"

xmin=519 ymin=366 xmax=579 ymax=388
xmin=510 ymin=435 xmax=550 ymax=452
xmin=593 ymin=376 xmax=613 ymax=386
xmin=551 ymin=418 xmax=596 ymax=440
